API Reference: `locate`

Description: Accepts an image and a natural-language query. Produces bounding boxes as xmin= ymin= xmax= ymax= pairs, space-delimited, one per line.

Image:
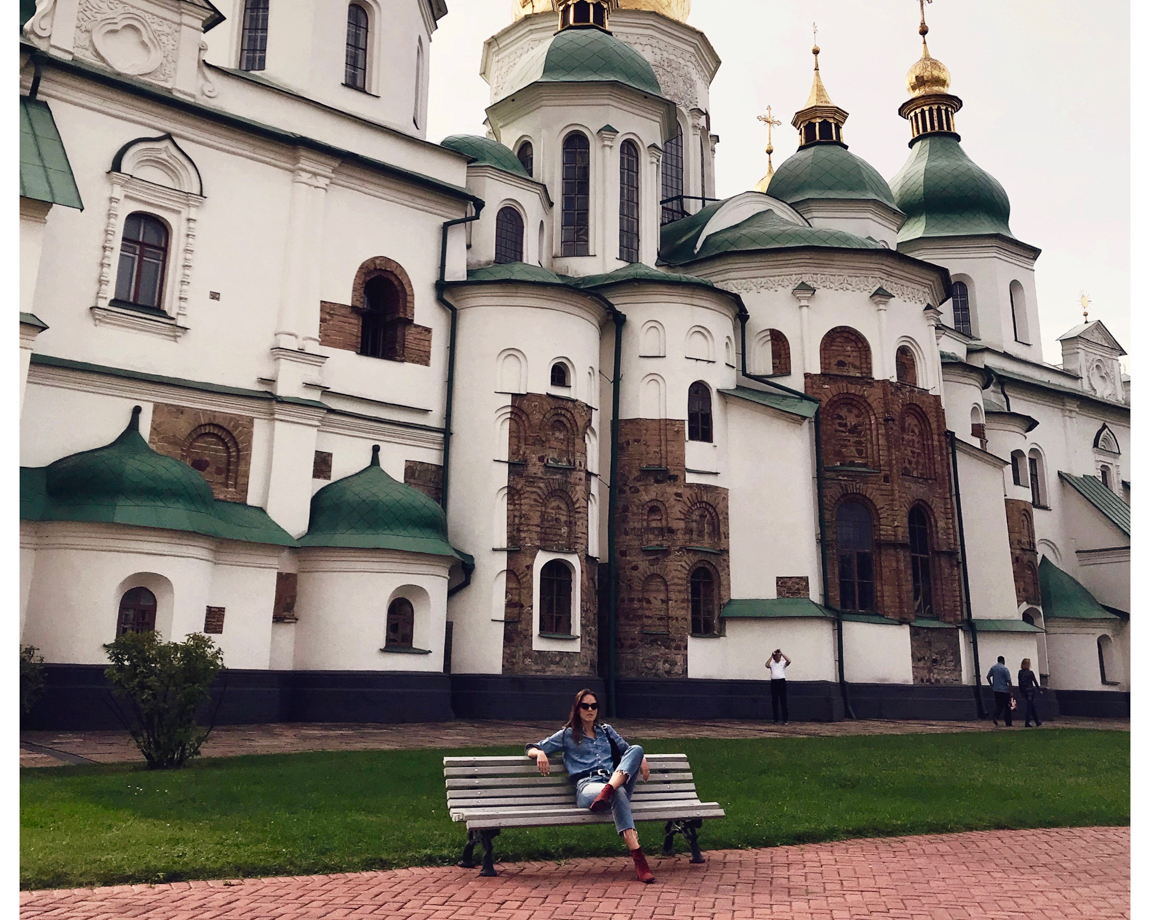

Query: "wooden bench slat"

xmin=453 ymin=805 xmax=727 ymax=829
xmin=449 ymin=792 xmax=706 ymax=811
xmin=448 ymin=782 xmax=700 ymax=801
xmin=442 ymin=754 xmax=690 ymax=767
xmin=451 ymin=802 xmax=721 ymax=821
xmin=445 ymin=772 xmax=696 ymax=790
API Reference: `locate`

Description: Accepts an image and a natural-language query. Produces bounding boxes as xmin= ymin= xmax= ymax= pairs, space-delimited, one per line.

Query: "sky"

xmin=426 ymin=0 xmax=1132 ymax=370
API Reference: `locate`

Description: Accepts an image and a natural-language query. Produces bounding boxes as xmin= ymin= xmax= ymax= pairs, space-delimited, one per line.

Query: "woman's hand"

xmin=640 ymin=756 xmax=650 ymax=782
xmin=528 ymin=748 xmax=551 ymax=776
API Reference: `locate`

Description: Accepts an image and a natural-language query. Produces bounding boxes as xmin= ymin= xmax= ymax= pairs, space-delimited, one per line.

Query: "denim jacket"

xmin=527 ymin=724 xmax=629 ymax=782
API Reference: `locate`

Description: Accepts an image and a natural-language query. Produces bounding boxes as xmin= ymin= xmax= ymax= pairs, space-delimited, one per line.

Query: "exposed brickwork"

xmin=613 ymin=418 xmax=731 ymax=679
xmin=319 ymin=300 xmax=361 ymax=352
xmin=502 ymin=394 xmax=597 ymax=677
xmin=203 ymin=606 xmax=225 ymax=634
xmin=768 ymin=328 xmax=791 ymax=376
xmin=351 ymin=256 xmax=415 ymax=320
xmin=148 ymin=403 xmax=254 ymax=504
xmin=406 ymin=324 xmax=433 ymax=367
xmin=1005 ymin=498 xmax=1040 ymax=607
xmin=909 ymin=625 xmax=962 ymax=684
xmin=272 ymin=573 xmax=298 ymax=623
xmin=895 ymin=345 xmax=918 ymax=386
xmin=807 ymin=374 xmax=962 ymax=637
xmin=312 ymin=451 xmax=333 ymax=481
xmin=776 ymin=576 xmax=810 ymax=599
xmin=820 ymin=326 xmax=873 ymax=377
xmin=404 ymin=460 xmax=443 ymax=504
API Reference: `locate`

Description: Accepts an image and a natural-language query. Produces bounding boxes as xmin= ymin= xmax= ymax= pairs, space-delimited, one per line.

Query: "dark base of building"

xmin=23 ymin=667 xmax=1128 ymax=730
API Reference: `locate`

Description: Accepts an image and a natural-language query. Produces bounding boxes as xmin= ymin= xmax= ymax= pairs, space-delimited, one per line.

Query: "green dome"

xmin=768 ymin=143 xmax=897 ymax=208
xmin=889 ymin=135 xmax=1013 ymax=244
xmin=441 ymin=135 xmax=529 ymax=178
xmin=299 ymin=445 xmax=461 ymax=558
xmin=502 ymin=27 xmax=663 ymax=99
xmin=467 ymin=262 xmax=566 ymax=284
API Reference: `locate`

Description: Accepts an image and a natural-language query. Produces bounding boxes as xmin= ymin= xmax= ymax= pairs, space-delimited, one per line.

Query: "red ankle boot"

xmin=630 ymin=847 xmax=654 ymax=883
xmin=589 ymin=784 xmax=615 ymax=813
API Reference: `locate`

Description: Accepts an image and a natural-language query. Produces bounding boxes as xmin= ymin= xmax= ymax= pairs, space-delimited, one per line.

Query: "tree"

xmin=20 ymin=645 xmax=45 ymax=716
xmin=104 ymin=631 xmax=225 ymax=769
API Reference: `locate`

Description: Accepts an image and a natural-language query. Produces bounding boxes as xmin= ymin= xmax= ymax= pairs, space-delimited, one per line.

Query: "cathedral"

xmin=19 ymin=0 xmax=1129 ymax=728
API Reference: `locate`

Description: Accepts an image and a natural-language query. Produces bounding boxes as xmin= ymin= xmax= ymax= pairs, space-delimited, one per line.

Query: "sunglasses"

xmin=579 ymin=702 xmax=599 ymax=710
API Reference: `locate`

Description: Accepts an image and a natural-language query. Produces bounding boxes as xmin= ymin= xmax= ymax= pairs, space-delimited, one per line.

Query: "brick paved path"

xmin=20 ymin=827 xmax=1129 ymax=919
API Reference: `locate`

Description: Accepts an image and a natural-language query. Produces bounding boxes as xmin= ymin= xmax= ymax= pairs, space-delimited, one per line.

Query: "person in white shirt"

xmin=765 ymin=649 xmax=791 ymax=724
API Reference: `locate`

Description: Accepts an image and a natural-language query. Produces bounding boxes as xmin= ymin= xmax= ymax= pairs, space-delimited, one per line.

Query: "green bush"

xmin=20 ymin=645 xmax=45 ymax=715
xmin=104 ymin=632 xmax=225 ymax=770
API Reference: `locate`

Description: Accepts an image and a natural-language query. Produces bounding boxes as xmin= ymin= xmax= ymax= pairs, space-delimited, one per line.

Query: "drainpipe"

xmin=604 ymin=305 xmax=626 ymax=717
xmin=948 ymin=430 xmax=986 ymax=719
xmin=737 ymin=312 xmax=855 ymax=719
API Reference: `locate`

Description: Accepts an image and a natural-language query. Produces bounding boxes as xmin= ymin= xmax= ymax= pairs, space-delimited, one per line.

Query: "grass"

xmin=21 ymin=729 xmax=1128 ymax=891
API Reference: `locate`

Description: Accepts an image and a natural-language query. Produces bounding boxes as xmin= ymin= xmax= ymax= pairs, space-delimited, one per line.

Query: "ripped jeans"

xmin=574 ymin=744 xmax=645 ymax=835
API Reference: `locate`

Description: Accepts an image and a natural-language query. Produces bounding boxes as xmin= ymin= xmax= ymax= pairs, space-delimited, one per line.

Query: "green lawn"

xmin=21 ymin=729 xmax=1128 ymax=890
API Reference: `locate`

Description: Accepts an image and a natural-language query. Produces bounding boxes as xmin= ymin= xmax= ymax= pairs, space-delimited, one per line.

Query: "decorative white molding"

xmin=90 ymin=303 xmax=190 ymax=339
xmin=297 ymin=547 xmax=452 ymax=576
xmin=723 ymin=272 xmax=931 ymax=306
xmin=24 ymin=0 xmax=56 ymax=40
xmin=197 ymin=40 xmax=217 ymax=98
xmin=75 ymin=0 xmax=178 ymax=84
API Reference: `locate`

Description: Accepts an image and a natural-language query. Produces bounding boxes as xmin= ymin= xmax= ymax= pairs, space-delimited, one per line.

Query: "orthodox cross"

xmin=757 ymin=105 xmax=781 ymax=154
xmin=1080 ymin=292 xmax=1092 ymax=322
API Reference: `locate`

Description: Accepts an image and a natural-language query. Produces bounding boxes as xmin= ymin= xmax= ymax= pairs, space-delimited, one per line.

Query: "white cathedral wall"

xmin=1045 ymin=624 xmax=1126 ymax=692
xmin=463 ymin=170 xmax=551 ymax=269
xmin=974 ymin=633 xmax=1040 ymax=685
xmin=842 ymin=622 xmax=913 ymax=684
xmin=205 ymin=552 xmax=282 ymax=670
xmin=953 ymin=446 xmax=1017 ymax=621
xmin=688 ymin=619 xmax=837 ymax=683
xmin=20 ymin=385 xmax=154 ymax=468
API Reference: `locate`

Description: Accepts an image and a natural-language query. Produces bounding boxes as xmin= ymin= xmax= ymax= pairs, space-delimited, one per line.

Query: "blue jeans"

xmin=575 ymin=745 xmax=644 ymax=835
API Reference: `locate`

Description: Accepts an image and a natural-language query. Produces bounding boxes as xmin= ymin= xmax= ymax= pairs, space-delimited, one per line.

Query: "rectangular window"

xmin=239 ymin=0 xmax=269 ymax=71
xmin=1029 ymin=457 xmax=1042 ymax=506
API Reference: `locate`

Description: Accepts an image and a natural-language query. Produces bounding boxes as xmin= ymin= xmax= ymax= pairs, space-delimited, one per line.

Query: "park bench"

xmin=443 ymin=753 xmax=725 ymax=876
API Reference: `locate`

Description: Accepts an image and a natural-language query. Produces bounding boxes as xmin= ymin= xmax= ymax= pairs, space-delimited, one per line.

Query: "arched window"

xmin=114 ymin=213 xmax=169 ymax=309
xmin=820 ymin=326 xmax=872 ymax=377
xmin=687 ymin=382 xmax=712 ymax=443
xmin=117 ymin=587 xmax=157 ymax=636
xmin=895 ymin=346 xmax=918 ymax=386
xmin=1010 ymin=281 xmax=1030 ymax=344
xmin=550 ymin=362 xmax=570 ymax=388
xmin=1028 ymin=449 xmax=1045 ymax=506
xmin=184 ymin=425 xmax=239 ymax=494
xmin=239 ymin=0 xmax=269 ymax=71
xmin=1101 ymin=465 xmax=1112 ymax=490
xmin=660 ymin=125 xmax=685 ymax=225
xmin=619 ymin=140 xmax=640 ymax=262
xmin=345 ymin=3 xmax=369 ymax=90
xmin=494 ymin=207 xmax=525 ymax=264
xmin=837 ymin=502 xmax=875 ymax=612
xmin=687 ymin=502 xmax=720 ymax=546
xmin=413 ymin=38 xmax=425 ymax=127
xmin=768 ymin=329 xmax=791 ymax=376
xmin=951 ymin=281 xmax=972 ymax=336
xmin=385 ymin=598 xmax=415 ymax=648
xmin=970 ymin=405 xmax=985 ymax=442
xmin=644 ymin=503 xmax=666 ymax=544
xmin=909 ymin=506 xmax=934 ymax=618
xmin=561 ymin=133 xmax=590 ymax=257
xmin=516 ymin=141 xmax=534 ymax=177
xmin=539 ymin=560 xmax=573 ymax=635
xmin=689 ymin=566 xmax=717 ymax=635
xmin=360 ymin=273 xmax=408 ymax=360
xmin=1011 ymin=450 xmax=1028 ymax=487
xmin=1097 ymin=635 xmax=1118 ymax=684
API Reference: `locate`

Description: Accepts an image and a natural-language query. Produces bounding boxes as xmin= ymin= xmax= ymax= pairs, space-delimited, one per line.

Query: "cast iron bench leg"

xmin=662 ymin=819 xmax=706 ymax=863
xmin=479 ymin=828 xmax=500 ymax=877
xmin=458 ymin=829 xmax=480 ymax=869
xmin=684 ymin=819 xmax=705 ymax=864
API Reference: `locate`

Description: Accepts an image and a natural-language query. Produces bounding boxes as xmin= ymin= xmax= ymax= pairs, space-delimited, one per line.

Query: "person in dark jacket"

xmin=986 ymin=656 xmax=1013 ymax=726
xmin=1018 ymin=657 xmax=1043 ymax=727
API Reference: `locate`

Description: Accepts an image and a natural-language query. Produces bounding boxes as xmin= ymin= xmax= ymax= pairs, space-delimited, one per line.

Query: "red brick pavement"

xmin=20 ymin=827 xmax=1129 ymax=920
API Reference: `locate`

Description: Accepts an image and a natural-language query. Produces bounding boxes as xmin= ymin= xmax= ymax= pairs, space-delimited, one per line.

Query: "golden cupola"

xmin=514 ymin=0 xmax=689 ymax=21
xmin=791 ymin=35 xmax=849 ymax=148
xmin=898 ymin=1 xmax=962 ymax=140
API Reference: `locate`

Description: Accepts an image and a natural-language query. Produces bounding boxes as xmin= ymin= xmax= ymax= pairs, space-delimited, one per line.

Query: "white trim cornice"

xmin=297 ymin=547 xmax=452 ymax=575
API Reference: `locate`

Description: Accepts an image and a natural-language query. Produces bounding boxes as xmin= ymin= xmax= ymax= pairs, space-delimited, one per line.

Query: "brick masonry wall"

xmin=404 ymin=461 xmax=443 ymax=504
xmin=1004 ymin=498 xmax=1040 ymax=607
xmin=502 ymin=393 xmax=598 ymax=677
xmin=613 ymin=418 xmax=731 ymax=679
xmin=148 ymin=403 xmax=255 ymax=503
xmin=776 ymin=576 xmax=810 ymax=599
xmin=806 ymin=374 xmax=963 ymax=683
xmin=406 ymin=324 xmax=433 ymax=367
xmin=319 ymin=301 xmax=361 ymax=352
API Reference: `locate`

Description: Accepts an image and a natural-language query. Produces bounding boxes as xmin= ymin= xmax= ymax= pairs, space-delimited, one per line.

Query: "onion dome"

xmin=299 ymin=445 xmax=463 ymax=558
xmin=768 ymin=144 xmax=896 ymax=208
xmin=906 ymin=45 xmax=951 ymax=98
xmin=501 ymin=25 xmax=662 ymax=99
xmin=441 ymin=135 xmax=530 ymax=178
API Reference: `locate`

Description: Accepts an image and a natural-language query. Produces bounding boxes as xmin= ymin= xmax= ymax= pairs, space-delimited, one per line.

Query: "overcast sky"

xmin=427 ymin=0 xmax=1131 ymax=369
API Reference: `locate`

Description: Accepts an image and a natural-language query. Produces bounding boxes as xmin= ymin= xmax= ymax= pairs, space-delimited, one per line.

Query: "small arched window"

xmin=837 ymin=502 xmax=875 ymax=612
xmin=516 ymin=141 xmax=534 ymax=177
xmin=413 ymin=38 xmax=425 ymax=127
xmin=539 ymin=560 xmax=573 ymax=635
xmin=114 ymin=213 xmax=169 ymax=309
xmin=970 ymin=405 xmax=985 ymax=441
xmin=895 ymin=346 xmax=918 ymax=386
xmin=1011 ymin=450 xmax=1028 ymax=488
xmin=345 ymin=3 xmax=369 ymax=90
xmin=820 ymin=326 xmax=872 ymax=377
xmin=550 ymin=362 xmax=570 ymax=387
xmin=1100 ymin=465 xmax=1112 ymax=490
xmin=385 ymin=598 xmax=415 ymax=649
xmin=494 ymin=207 xmax=525 ymax=264
xmin=689 ymin=566 xmax=717 ymax=635
xmin=768 ymin=329 xmax=791 ymax=376
xmin=619 ymin=140 xmax=640 ymax=263
xmin=661 ymin=125 xmax=685 ymax=225
xmin=239 ymin=0 xmax=269 ymax=71
xmin=687 ymin=382 xmax=712 ymax=443
xmin=1010 ymin=281 xmax=1030 ymax=344
xmin=360 ymin=274 xmax=408 ymax=360
xmin=909 ymin=506 xmax=934 ymax=618
xmin=1097 ymin=635 xmax=1118 ymax=684
xmin=1028 ymin=449 xmax=1046 ymax=507
xmin=117 ymin=587 xmax=157 ymax=636
xmin=561 ymin=133 xmax=590 ymax=257
xmin=951 ymin=281 xmax=972 ymax=336
xmin=184 ymin=425 xmax=239 ymax=495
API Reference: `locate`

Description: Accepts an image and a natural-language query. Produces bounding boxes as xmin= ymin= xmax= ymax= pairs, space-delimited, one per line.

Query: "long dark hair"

xmin=565 ymin=688 xmax=600 ymax=744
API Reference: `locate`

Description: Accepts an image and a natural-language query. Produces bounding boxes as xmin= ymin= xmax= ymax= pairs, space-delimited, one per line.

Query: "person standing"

xmin=766 ymin=649 xmax=791 ymax=724
xmin=986 ymin=656 xmax=1013 ymax=726
xmin=1018 ymin=658 xmax=1043 ymax=727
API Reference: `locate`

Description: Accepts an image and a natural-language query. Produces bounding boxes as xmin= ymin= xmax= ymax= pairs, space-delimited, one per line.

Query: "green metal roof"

xmin=767 ymin=143 xmax=897 ymax=208
xmin=466 ymin=263 xmax=567 ymax=284
xmin=962 ymin=619 xmax=1044 ymax=633
xmin=20 ymin=97 xmax=83 ymax=210
xmin=718 ymin=386 xmax=819 ymax=420
xmin=1058 ymin=472 xmax=1130 ymax=536
xmin=889 ymin=135 xmax=1011 ymax=244
xmin=573 ymin=262 xmax=716 ymax=289
xmin=503 ymin=26 xmax=662 ymax=99
xmin=440 ymin=135 xmax=529 ymax=178
xmin=721 ymin=598 xmax=837 ymax=619
xmin=1038 ymin=557 xmax=1119 ymax=621
xmin=20 ymin=312 xmax=48 ymax=331
xmin=21 ymin=0 xmax=35 ymax=28
xmin=20 ymin=407 xmax=295 ymax=546
xmin=298 ymin=445 xmax=464 ymax=559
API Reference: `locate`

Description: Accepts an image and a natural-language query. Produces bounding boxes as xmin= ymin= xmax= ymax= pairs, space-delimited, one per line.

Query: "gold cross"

xmin=1080 ymin=292 xmax=1092 ymax=321
xmin=813 ymin=21 xmax=818 ymax=44
xmin=757 ymin=106 xmax=781 ymax=153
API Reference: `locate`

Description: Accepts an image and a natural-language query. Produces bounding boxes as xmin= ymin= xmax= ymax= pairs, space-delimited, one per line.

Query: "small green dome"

xmin=441 ymin=135 xmax=529 ymax=178
xmin=889 ymin=135 xmax=1012 ymax=244
xmin=768 ymin=143 xmax=897 ymax=208
xmin=299 ymin=446 xmax=461 ymax=558
xmin=502 ymin=27 xmax=662 ymax=99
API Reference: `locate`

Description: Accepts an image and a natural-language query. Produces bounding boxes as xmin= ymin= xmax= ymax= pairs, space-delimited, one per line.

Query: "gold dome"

xmin=513 ymin=0 xmax=689 ymax=21
xmin=906 ymin=41 xmax=951 ymax=97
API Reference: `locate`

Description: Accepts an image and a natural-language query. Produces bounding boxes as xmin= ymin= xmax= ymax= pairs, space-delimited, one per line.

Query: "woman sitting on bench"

xmin=527 ymin=688 xmax=654 ymax=883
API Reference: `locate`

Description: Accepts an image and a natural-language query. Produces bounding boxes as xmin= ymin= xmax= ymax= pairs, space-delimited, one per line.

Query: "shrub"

xmin=104 ymin=631 xmax=225 ymax=770
xmin=20 ymin=645 xmax=45 ymax=715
